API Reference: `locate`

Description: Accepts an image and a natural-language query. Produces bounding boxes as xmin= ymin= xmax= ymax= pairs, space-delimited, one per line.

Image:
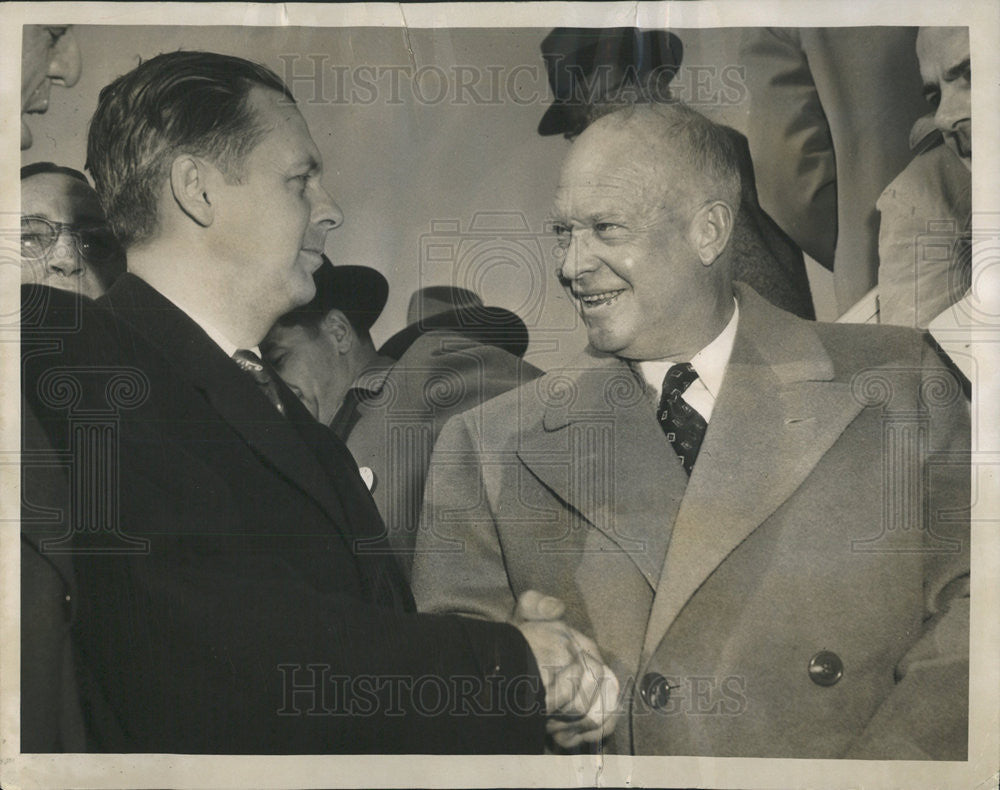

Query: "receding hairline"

xmin=563 ymin=107 xmax=714 ymax=204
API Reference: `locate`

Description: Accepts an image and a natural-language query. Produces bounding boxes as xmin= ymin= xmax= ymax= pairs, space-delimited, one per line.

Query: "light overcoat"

xmin=413 ymin=284 xmax=970 ymax=758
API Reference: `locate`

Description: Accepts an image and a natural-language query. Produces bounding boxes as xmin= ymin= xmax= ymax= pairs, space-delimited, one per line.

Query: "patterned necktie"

xmin=656 ymin=362 xmax=707 ymax=475
xmin=232 ymin=349 xmax=286 ymax=416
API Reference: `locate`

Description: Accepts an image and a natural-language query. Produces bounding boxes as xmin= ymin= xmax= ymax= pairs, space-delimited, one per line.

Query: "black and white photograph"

xmin=2 ymin=2 xmax=998 ymax=788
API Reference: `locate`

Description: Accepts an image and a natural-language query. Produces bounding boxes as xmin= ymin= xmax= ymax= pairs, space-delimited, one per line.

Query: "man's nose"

xmin=934 ymin=84 xmax=969 ymax=135
xmin=311 ymin=183 xmax=344 ymax=234
xmin=48 ymin=28 xmax=82 ymax=87
xmin=46 ymin=231 xmax=84 ymax=277
xmin=556 ymin=230 xmax=600 ymax=281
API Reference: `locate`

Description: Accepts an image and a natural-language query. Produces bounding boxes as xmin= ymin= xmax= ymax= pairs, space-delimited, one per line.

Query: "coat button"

xmin=808 ymin=650 xmax=844 ymax=686
xmin=639 ymin=672 xmax=673 ymax=709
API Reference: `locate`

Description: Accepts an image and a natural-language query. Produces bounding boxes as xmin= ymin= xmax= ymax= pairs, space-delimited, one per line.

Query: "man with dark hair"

xmin=24 ymin=50 xmax=617 ymax=754
xmin=263 ymin=261 xmax=541 ymax=579
xmin=264 ymin=261 xmax=392 ymax=426
xmin=414 ymin=102 xmax=970 ymax=758
xmin=20 ymin=163 xmax=125 ymax=298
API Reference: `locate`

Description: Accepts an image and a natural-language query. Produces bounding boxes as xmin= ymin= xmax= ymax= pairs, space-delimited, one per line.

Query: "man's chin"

xmin=21 ymin=118 xmax=32 ymax=150
xmin=290 ymin=273 xmax=317 ymax=307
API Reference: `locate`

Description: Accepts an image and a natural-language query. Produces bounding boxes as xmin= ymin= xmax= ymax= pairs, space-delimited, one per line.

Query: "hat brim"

xmin=378 ymin=305 xmax=530 ymax=361
xmin=538 ymin=100 xmax=577 ymax=137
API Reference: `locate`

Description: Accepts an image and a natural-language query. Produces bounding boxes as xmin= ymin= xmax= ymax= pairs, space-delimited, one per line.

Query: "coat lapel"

xmin=102 ymin=275 xmax=351 ymax=529
xmin=640 ymin=286 xmax=865 ymax=660
xmin=516 ymin=353 xmax=688 ymax=587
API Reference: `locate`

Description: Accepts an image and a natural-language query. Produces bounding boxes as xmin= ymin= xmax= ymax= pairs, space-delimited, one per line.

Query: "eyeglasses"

xmin=21 ymin=215 xmax=122 ymax=264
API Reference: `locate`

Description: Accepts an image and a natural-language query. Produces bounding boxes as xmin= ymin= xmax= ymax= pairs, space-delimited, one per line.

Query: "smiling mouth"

xmin=576 ymin=289 xmax=626 ymax=308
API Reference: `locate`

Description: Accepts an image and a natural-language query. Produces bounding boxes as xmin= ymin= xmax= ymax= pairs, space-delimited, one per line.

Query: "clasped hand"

xmin=511 ymin=590 xmax=620 ymax=750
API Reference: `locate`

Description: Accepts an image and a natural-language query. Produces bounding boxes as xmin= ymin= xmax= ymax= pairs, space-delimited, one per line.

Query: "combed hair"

xmin=85 ymin=50 xmax=294 ymax=249
xmin=587 ymin=101 xmax=743 ymax=212
xmin=21 ymin=162 xmax=91 ymax=184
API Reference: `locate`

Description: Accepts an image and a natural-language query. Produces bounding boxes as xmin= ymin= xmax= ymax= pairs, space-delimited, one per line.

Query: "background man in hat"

xmin=264 ymin=262 xmax=541 ymax=579
xmin=263 ymin=261 xmax=393 ymax=427
xmin=23 ymin=49 xmax=617 ymax=753
xmin=414 ymin=101 xmax=969 ymax=758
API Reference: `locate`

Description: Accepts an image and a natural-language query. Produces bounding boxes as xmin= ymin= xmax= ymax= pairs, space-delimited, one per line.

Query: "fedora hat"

xmin=538 ymin=27 xmax=683 ymax=137
xmin=301 ymin=257 xmax=389 ymax=332
xmin=379 ymin=285 xmax=530 ymax=361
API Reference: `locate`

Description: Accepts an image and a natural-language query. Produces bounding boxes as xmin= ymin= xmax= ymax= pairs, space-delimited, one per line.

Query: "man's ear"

xmin=321 ymin=309 xmax=355 ymax=353
xmin=169 ymin=155 xmax=214 ymax=227
xmin=689 ymin=200 xmax=734 ymax=267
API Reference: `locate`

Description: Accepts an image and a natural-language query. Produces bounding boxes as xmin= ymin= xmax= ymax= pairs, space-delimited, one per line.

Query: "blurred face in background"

xmin=21 ymin=25 xmax=82 ymax=150
xmin=916 ymin=27 xmax=971 ymax=168
xmin=21 ymin=172 xmax=125 ymax=299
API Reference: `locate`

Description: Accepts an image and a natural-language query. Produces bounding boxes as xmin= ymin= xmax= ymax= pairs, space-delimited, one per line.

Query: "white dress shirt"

xmin=137 ymin=276 xmax=260 ymax=359
xmin=637 ymin=300 xmax=739 ymax=423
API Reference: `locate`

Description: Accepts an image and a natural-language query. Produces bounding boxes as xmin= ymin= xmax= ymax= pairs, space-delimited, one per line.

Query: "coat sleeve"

xmin=740 ymin=27 xmax=838 ymax=268
xmin=24 ymin=404 xmax=547 ymax=755
xmin=411 ymin=410 xmax=519 ymax=624
xmin=845 ymin=339 xmax=971 ymax=760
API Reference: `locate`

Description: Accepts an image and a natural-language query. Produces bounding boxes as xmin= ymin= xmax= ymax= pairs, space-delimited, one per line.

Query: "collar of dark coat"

xmin=99 ymin=274 xmax=354 ymax=527
xmin=541 ymin=283 xmax=834 ymax=432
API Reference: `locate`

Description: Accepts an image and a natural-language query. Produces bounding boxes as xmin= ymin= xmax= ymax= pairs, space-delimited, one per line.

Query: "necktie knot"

xmin=232 ymin=349 xmax=285 ymax=415
xmin=656 ymin=362 xmax=706 ymax=476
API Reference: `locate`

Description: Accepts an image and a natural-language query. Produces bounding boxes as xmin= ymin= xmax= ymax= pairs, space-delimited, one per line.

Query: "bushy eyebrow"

xmin=925 ymin=57 xmax=971 ymax=94
xmin=290 ymin=155 xmax=322 ymax=175
xmin=944 ymin=57 xmax=971 ymax=82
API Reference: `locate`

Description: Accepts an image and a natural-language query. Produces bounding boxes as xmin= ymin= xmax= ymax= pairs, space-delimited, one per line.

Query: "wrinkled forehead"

xmin=916 ymin=27 xmax=969 ymax=78
xmin=22 ymin=173 xmax=105 ymax=223
xmin=553 ymin=125 xmax=673 ymax=218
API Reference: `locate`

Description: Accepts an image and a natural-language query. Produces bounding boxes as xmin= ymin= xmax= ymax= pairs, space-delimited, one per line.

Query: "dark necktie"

xmin=656 ymin=362 xmax=707 ymax=475
xmin=232 ymin=349 xmax=286 ymax=416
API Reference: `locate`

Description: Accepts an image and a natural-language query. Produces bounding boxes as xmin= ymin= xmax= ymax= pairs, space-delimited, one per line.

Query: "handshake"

xmin=511 ymin=590 xmax=620 ymax=750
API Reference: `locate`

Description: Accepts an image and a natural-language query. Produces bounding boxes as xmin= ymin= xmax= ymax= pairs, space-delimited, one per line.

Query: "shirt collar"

xmin=133 ymin=274 xmax=259 ymax=359
xmin=688 ymin=298 xmax=739 ymax=398
xmin=636 ymin=298 xmax=739 ymax=397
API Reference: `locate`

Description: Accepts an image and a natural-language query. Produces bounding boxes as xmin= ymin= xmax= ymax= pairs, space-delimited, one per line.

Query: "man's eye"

xmin=594 ymin=222 xmax=620 ymax=234
xmin=552 ymin=224 xmax=572 ymax=247
xmin=924 ymin=89 xmax=941 ymax=109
